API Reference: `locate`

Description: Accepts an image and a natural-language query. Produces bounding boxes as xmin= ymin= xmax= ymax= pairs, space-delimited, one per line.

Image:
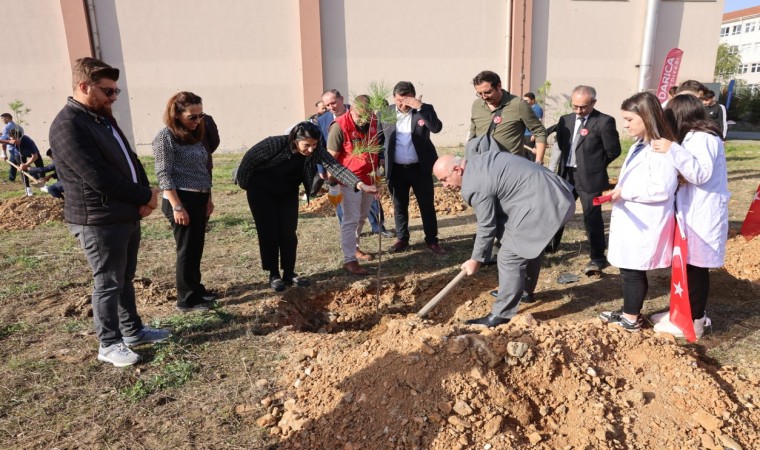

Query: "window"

xmin=733 ymin=25 xmax=742 ymax=35
xmin=720 ymin=26 xmax=730 ymax=37
xmin=751 ymin=63 xmax=760 ymax=73
xmin=729 ymin=45 xmax=739 ymax=55
xmin=740 ymin=64 xmax=749 ymax=74
xmin=755 ymin=42 xmax=760 ymax=52
xmin=746 ymin=22 xmax=756 ymax=33
xmin=742 ymin=43 xmax=752 ymax=53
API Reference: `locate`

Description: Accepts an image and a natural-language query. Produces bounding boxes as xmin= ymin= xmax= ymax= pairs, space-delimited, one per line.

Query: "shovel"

xmin=5 ymin=160 xmax=46 ymax=188
xmin=417 ymin=269 xmax=468 ymax=318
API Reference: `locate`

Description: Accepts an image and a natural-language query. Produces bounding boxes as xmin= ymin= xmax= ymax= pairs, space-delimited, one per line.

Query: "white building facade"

xmin=721 ymin=6 xmax=760 ymax=90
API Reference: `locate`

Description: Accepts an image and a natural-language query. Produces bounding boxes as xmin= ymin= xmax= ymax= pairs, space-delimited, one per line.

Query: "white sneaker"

xmin=123 ymin=327 xmax=171 ymax=347
xmin=40 ymin=186 xmax=49 ymax=193
xmin=650 ymin=311 xmax=670 ymax=324
xmin=98 ymin=342 xmax=141 ymax=367
xmin=25 ymin=187 xmax=33 ymax=197
xmin=654 ymin=315 xmax=711 ymax=339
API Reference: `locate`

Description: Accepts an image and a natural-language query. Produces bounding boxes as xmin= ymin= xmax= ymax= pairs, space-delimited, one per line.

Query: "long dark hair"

xmin=164 ymin=91 xmax=205 ymax=144
xmin=288 ymin=121 xmax=322 ymax=150
xmin=664 ymin=94 xmax=722 ymax=143
xmin=620 ymin=92 xmax=677 ymax=142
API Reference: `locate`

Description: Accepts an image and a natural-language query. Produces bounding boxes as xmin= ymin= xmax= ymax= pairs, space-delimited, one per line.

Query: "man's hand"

xmin=148 ymin=188 xmax=160 ymax=209
xmin=461 ymin=259 xmax=481 ymax=276
xmin=138 ymin=205 xmax=154 ymax=218
xmin=19 ymin=163 xmax=29 ymax=172
xmin=357 ymin=181 xmax=377 ymax=194
xmin=401 ymin=95 xmax=424 ymax=110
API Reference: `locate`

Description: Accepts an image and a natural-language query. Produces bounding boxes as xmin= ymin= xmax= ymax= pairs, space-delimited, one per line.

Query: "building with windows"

xmin=721 ymin=6 xmax=760 ymax=90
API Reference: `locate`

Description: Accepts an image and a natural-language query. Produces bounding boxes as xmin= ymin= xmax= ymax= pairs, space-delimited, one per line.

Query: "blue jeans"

xmin=68 ymin=221 xmax=144 ymax=346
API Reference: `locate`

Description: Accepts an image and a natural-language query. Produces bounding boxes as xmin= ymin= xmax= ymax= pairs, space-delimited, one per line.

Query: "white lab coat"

xmin=608 ymin=140 xmax=679 ymax=270
xmin=666 ymin=131 xmax=730 ymax=268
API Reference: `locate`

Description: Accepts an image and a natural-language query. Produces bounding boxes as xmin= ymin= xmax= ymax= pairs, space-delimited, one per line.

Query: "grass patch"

xmin=119 ymin=342 xmax=198 ymax=402
xmin=150 ymin=308 xmax=232 ymax=334
xmin=140 ymin=221 xmax=173 ymax=241
xmin=0 ymin=322 xmax=28 ymax=339
xmin=61 ymin=319 xmax=87 ymax=333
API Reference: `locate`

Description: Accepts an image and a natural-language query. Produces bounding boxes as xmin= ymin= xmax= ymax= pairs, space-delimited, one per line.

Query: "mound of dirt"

xmin=0 ymin=196 xmax=64 ymax=230
xmin=723 ymin=235 xmax=760 ymax=283
xmin=260 ymin=316 xmax=759 ymax=449
xmin=300 ymin=186 xmax=468 ymax=218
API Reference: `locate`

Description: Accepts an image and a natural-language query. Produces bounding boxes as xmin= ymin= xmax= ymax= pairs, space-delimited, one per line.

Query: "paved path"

xmin=727 ymin=131 xmax=760 ymax=140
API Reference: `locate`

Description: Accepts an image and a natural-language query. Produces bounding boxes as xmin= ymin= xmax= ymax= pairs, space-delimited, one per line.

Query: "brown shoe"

xmin=343 ymin=261 xmax=369 ymax=275
xmin=355 ymin=249 xmax=373 ymax=261
xmin=427 ymin=243 xmax=447 ymax=255
xmin=389 ymin=240 xmax=409 ymax=253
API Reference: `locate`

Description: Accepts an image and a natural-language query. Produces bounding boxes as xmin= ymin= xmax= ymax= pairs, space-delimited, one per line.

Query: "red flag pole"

xmin=740 ymin=183 xmax=760 ymax=241
xmin=669 ymin=214 xmax=696 ymax=342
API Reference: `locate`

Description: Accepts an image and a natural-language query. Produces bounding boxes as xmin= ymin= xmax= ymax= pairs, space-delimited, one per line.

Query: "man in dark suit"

xmin=50 ymin=57 xmax=169 ymax=367
xmin=382 ymin=81 xmax=445 ymax=255
xmin=434 ymin=151 xmax=575 ymax=327
xmin=551 ymin=85 xmax=621 ymax=275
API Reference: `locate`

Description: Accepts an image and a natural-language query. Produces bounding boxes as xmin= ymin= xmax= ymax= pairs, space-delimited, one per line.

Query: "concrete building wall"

xmin=532 ymin=0 xmax=723 ymax=129
xmin=93 ymin=0 xmax=304 ymax=154
xmin=319 ymin=0 xmax=510 ymax=147
xmin=0 ymin=0 xmax=72 ymax=150
xmin=1 ymin=0 xmax=727 ymax=154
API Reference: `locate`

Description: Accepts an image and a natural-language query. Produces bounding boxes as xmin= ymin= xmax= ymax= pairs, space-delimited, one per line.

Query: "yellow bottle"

xmin=327 ymin=183 xmax=342 ymax=206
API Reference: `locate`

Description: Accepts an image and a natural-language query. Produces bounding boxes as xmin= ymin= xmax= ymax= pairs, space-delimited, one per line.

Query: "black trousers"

xmin=549 ymin=168 xmax=606 ymax=262
xmin=620 ymin=268 xmax=648 ymax=316
xmin=387 ymin=163 xmax=438 ymax=245
xmin=687 ymin=264 xmax=709 ymax=320
xmin=162 ymin=191 xmax=209 ymax=307
xmin=247 ymin=186 xmax=299 ymax=276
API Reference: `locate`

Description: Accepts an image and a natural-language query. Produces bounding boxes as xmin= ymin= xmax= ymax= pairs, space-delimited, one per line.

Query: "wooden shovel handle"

xmin=417 ymin=269 xmax=468 ymax=318
xmin=5 ymin=159 xmax=39 ymax=183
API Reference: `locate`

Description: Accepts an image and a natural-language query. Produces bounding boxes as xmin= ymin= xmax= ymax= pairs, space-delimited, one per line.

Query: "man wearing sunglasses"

xmin=49 ymin=57 xmax=169 ymax=367
xmin=469 ymin=70 xmax=546 ymax=162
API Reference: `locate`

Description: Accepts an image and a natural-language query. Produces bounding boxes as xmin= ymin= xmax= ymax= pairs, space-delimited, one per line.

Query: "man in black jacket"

xmin=50 ymin=57 xmax=169 ymax=367
xmin=552 ymin=85 xmax=621 ymax=275
xmin=382 ymin=81 xmax=445 ymax=255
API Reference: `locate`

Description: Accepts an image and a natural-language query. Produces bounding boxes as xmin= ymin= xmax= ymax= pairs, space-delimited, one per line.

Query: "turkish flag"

xmin=669 ymin=217 xmax=696 ymax=342
xmin=740 ymin=183 xmax=760 ymax=241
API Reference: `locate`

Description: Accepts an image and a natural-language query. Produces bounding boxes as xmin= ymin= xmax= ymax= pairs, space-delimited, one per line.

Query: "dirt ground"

xmin=1 ymin=147 xmax=759 ymax=449
xmin=0 ymin=181 xmax=760 ymax=450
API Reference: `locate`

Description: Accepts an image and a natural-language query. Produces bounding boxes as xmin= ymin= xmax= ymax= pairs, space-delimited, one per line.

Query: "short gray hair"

xmin=572 ymin=85 xmax=597 ymax=99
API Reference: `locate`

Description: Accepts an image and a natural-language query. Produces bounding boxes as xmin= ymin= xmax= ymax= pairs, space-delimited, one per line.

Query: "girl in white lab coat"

xmin=600 ymin=92 xmax=679 ymax=331
xmin=649 ymin=94 xmax=729 ymax=338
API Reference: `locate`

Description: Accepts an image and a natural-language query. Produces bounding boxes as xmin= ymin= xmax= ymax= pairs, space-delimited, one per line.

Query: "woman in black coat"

xmin=236 ymin=121 xmax=376 ymax=291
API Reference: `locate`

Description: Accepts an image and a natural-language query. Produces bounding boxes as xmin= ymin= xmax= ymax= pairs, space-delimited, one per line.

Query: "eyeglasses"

xmin=475 ymin=88 xmax=496 ymax=98
xmin=95 ymin=86 xmax=122 ymax=97
xmin=185 ymin=113 xmax=206 ymax=121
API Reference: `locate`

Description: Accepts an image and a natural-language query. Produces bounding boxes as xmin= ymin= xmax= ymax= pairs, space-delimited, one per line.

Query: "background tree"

xmin=714 ymin=42 xmax=742 ymax=85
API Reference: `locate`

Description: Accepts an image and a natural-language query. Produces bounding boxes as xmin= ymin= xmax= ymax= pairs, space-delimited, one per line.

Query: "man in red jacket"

xmin=327 ymin=95 xmax=381 ymax=275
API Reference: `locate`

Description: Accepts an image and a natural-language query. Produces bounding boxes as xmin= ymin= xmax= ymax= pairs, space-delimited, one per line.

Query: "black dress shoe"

xmin=489 ymin=290 xmax=536 ymax=303
xmin=389 ymin=240 xmax=409 ymax=253
xmin=270 ymin=276 xmax=286 ymax=292
xmin=464 ymin=313 xmax=510 ymax=327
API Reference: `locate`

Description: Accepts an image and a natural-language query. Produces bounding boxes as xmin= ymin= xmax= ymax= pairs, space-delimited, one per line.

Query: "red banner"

xmin=669 ymin=217 xmax=696 ymax=342
xmin=656 ymin=48 xmax=683 ymax=103
xmin=740 ymin=183 xmax=760 ymax=240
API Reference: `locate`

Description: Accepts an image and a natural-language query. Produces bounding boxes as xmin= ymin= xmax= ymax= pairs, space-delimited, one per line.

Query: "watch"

xmin=173 ymin=205 xmax=183 ymax=212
